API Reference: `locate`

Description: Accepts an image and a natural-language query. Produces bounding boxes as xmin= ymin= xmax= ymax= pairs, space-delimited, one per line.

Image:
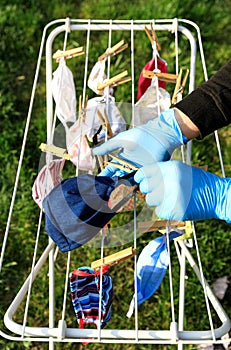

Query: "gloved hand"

xmin=134 ymin=160 xmax=231 ymax=223
xmin=93 ymin=109 xmax=188 ymax=176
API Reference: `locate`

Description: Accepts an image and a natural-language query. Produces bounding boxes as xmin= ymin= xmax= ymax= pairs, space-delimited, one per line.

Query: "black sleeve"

xmin=175 ymin=59 xmax=231 ymax=138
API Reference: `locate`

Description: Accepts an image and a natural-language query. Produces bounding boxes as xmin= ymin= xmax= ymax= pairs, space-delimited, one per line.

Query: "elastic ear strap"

xmin=71 ymin=265 xmax=109 ymax=277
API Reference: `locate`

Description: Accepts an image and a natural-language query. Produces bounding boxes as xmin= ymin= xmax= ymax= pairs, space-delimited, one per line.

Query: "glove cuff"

xmin=182 ymin=134 xmax=189 ymax=144
xmin=143 ymin=109 xmax=187 ymax=160
xmin=215 ymin=177 xmax=231 ymax=223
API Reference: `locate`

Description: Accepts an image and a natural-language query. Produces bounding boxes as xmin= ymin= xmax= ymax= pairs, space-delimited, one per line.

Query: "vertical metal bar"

xmin=130 ymin=19 xmax=135 ymax=128
xmin=45 ymin=24 xmax=67 ymax=142
xmin=133 ymin=192 xmax=139 ymax=342
xmin=0 ymin=23 xmax=48 ymax=272
xmin=82 ymin=19 xmax=91 ymax=112
xmin=177 ymin=242 xmax=186 ymax=350
xmin=48 ymin=241 xmax=55 ymax=350
xmin=45 ymin=20 xmax=70 ymax=350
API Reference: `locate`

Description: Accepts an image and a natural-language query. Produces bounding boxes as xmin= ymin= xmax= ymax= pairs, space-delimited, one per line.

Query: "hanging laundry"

xmin=137 ymin=56 xmax=168 ymax=100
xmin=70 ymin=266 xmax=113 ymax=330
xmin=86 ymin=57 xmax=128 ymax=147
xmin=84 ymin=96 xmax=126 ymax=143
xmin=65 ymin=95 xmax=126 ymax=171
xmin=50 ymin=54 xmax=94 ymax=171
xmin=134 ymin=76 xmax=171 ymax=126
xmin=88 ymin=59 xmax=114 ymax=95
xmin=32 ymin=158 xmax=65 ymax=209
xmin=127 ymin=230 xmax=182 ymax=318
xmin=42 ymin=173 xmax=136 ymax=252
xmin=88 ymin=40 xmax=129 ymax=96
xmin=66 ymin=121 xmax=95 ymax=171
xmin=51 ymin=57 xmax=77 ymax=124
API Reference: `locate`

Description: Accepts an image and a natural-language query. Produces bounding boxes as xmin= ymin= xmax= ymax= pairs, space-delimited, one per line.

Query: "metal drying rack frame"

xmin=1 ymin=18 xmax=230 ymax=349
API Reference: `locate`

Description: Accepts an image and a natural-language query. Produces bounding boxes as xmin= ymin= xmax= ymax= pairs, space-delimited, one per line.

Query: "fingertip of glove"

xmin=145 ymin=193 xmax=156 ymax=207
xmin=92 ymin=145 xmax=104 ymax=156
xmin=134 ymin=168 xmax=145 ymax=183
xmin=92 ymin=138 xmax=119 ymax=156
xmin=97 ymin=166 xmax=115 ymax=177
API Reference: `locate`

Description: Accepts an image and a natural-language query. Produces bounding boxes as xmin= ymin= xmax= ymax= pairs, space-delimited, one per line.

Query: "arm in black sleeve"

xmin=175 ymin=59 xmax=231 ymax=138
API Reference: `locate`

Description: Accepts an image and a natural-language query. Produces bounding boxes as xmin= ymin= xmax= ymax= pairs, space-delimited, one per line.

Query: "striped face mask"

xmin=70 ymin=266 xmax=113 ymax=329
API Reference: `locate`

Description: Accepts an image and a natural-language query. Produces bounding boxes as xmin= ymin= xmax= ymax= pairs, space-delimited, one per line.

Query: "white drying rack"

xmin=0 ymin=18 xmax=230 ymax=349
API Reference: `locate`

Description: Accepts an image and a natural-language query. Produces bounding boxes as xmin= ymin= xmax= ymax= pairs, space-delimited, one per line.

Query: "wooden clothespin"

xmin=143 ymin=70 xmax=178 ymax=83
xmin=96 ymin=155 xmax=105 ymax=172
xmin=94 ymin=107 xmax=113 ymax=171
xmin=78 ymin=94 xmax=88 ymax=124
xmin=39 ymin=143 xmax=71 ymax=160
xmin=174 ymin=220 xmax=193 ymax=241
xmin=97 ymin=109 xmax=113 ymax=138
xmin=77 ymin=94 xmax=104 ymax=171
xmin=106 ymin=153 xmax=138 ymax=173
xmin=97 ymin=70 xmax=131 ymax=91
xmin=138 ymin=219 xmax=194 ymax=241
xmin=91 ymin=247 xmax=136 ymax=270
xmin=112 ymin=76 xmax=132 ymax=87
xmin=98 ymin=40 xmax=128 ymax=61
xmin=144 ymin=23 xmax=161 ymax=51
xmin=77 ymin=94 xmax=83 ymax=126
xmin=171 ymin=68 xmax=189 ymax=104
xmin=138 ymin=220 xmax=186 ymax=234
xmin=53 ymin=47 xmax=84 ymax=63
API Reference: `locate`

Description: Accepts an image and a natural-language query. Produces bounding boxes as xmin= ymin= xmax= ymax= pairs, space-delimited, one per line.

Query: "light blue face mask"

xmin=127 ymin=230 xmax=182 ymax=318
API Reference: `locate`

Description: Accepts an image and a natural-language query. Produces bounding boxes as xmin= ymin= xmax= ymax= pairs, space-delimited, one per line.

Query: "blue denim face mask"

xmin=42 ymin=173 xmax=137 ymax=252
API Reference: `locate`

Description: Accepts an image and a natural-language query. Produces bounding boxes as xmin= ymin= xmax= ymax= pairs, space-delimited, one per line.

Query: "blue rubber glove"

xmin=134 ymin=160 xmax=231 ymax=223
xmin=93 ymin=109 xmax=187 ymax=176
